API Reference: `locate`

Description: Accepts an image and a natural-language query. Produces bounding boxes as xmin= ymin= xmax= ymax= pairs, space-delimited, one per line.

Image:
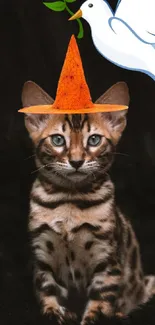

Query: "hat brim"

xmin=18 ymin=104 xmax=128 ymax=114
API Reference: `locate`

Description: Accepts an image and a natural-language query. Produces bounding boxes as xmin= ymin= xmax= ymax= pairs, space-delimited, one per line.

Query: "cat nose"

xmin=69 ymin=160 xmax=84 ymax=170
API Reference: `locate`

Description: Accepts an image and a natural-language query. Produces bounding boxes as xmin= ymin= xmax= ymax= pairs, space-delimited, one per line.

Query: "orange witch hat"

xmin=18 ymin=35 xmax=128 ymax=114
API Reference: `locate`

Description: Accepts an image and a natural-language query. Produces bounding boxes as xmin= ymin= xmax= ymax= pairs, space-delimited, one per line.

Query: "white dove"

xmin=69 ymin=0 xmax=155 ymax=80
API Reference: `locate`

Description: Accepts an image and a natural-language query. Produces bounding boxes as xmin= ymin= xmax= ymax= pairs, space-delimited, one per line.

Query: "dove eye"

xmin=88 ymin=3 xmax=93 ymax=8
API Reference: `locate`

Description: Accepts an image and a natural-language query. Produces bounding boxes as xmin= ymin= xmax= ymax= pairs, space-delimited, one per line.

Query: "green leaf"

xmin=77 ymin=19 xmax=84 ymax=39
xmin=43 ymin=2 xmax=66 ymax=12
xmin=65 ymin=0 xmax=76 ymax=2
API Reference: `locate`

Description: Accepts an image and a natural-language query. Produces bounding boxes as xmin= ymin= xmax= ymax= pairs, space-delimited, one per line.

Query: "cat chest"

xmin=32 ymin=203 xmax=114 ymax=289
xmin=30 ymin=199 xmax=113 ymax=237
xmin=33 ymin=218 xmax=113 ymax=290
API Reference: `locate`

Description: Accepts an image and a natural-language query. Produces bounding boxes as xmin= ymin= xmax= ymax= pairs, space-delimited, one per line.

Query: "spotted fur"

xmin=22 ymin=81 xmax=155 ymax=324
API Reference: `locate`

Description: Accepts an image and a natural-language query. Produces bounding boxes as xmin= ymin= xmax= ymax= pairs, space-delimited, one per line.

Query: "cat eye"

xmin=88 ymin=3 xmax=93 ymax=7
xmin=88 ymin=134 xmax=102 ymax=146
xmin=51 ymin=134 xmax=65 ymax=147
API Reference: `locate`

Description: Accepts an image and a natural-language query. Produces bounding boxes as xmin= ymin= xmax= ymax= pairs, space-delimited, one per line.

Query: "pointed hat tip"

xmin=52 ymin=33 xmax=93 ymax=110
xmin=70 ymin=34 xmax=76 ymax=42
xmin=69 ymin=34 xmax=77 ymax=46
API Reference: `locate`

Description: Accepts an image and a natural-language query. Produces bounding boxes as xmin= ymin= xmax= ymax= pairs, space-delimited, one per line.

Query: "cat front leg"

xmin=34 ymin=260 xmax=76 ymax=324
xmin=81 ymin=261 xmax=123 ymax=325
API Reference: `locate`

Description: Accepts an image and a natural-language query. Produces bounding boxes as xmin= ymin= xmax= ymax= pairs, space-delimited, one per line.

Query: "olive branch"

xmin=43 ymin=1 xmax=84 ymax=39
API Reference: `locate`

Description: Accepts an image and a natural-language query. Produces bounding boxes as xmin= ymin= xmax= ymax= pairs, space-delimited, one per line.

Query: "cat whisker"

xmin=31 ymin=165 xmax=47 ymax=174
xmin=24 ymin=154 xmax=36 ymax=161
xmin=85 ymin=164 xmax=98 ymax=168
xmin=31 ymin=166 xmax=45 ymax=174
xmin=113 ymin=152 xmax=129 ymax=157
xmin=56 ymin=163 xmax=72 ymax=170
xmin=56 ymin=166 xmax=72 ymax=171
xmin=31 ymin=162 xmax=53 ymax=174
xmin=56 ymin=162 xmax=68 ymax=166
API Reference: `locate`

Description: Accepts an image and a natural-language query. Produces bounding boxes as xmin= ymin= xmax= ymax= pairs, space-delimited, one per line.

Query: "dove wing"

xmin=109 ymin=17 xmax=143 ymax=45
xmin=115 ymin=0 xmax=155 ymax=44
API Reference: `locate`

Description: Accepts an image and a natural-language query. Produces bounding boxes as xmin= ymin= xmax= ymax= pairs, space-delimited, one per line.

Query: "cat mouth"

xmin=70 ymin=170 xmax=85 ymax=174
xmin=67 ymin=170 xmax=88 ymax=180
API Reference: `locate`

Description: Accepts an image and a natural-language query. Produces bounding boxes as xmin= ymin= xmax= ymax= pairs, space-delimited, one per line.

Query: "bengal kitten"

xmin=22 ymin=81 xmax=155 ymax=325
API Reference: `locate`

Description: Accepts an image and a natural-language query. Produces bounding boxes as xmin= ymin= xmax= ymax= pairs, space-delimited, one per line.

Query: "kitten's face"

xmin=22 ymin=81 xmax=129 ymax=189
xmin=35 ymin=113 xmax=115 ymax=186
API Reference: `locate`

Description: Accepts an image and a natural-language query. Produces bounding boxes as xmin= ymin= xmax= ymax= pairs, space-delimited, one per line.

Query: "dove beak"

xmin=69 ymin=9 xmax=82 ymax=21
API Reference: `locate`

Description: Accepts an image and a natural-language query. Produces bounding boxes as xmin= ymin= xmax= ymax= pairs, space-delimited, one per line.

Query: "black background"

xmin=1 ymin=0 xmax=155 ymax=324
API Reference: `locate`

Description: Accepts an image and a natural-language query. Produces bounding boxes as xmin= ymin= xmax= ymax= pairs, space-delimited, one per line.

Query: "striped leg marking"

xmin=34 ymin=261 xmax=76 ymax=324
xmin=81 ymin=261 xmax=122 ymax=325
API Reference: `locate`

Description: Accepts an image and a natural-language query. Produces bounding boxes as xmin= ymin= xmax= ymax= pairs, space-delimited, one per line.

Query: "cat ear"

xmin=95 ymin=82 xmax=130 ymax=106
xmin=95 ymin=82 xmax=130 ymax=143
xmin=21 ymin=81 xmax=54 ymax=137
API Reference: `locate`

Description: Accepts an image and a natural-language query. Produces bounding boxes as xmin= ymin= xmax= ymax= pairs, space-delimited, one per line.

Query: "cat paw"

xmin=42 ymin=295 xmax=77 ymax=324
xmin=81 ymin=303 xmax=100 ymax=325
xmin=115 ymin=312 xmax=124 ymax=318
xmin=81 ymin=314 xmax=98 ymax=325
xmin=81 ymin=310 xmax=124 ymax=325
xmin=81 ymin=301 xmax=115 ymax=325
xmin=44 ymin=305 xmax=77 ymax=324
